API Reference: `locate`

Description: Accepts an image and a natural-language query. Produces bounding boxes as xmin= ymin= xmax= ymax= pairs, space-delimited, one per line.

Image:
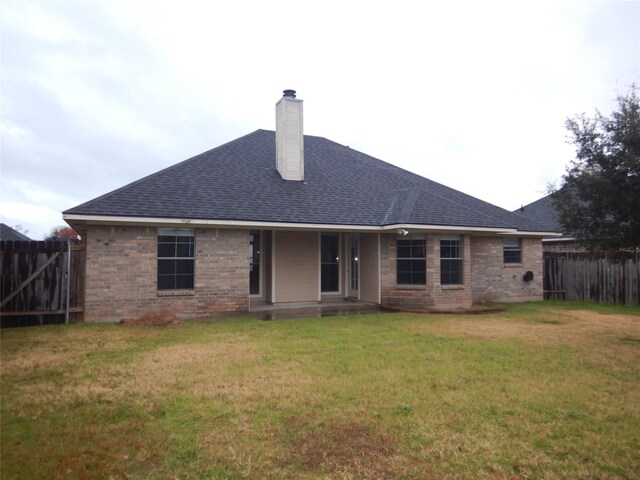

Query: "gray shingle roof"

xmin=0 ymin=223 xmax=31 ymax=241
xmin=64 ymin=130 xmax=554 ymax=232
xmin=512 ymin=193 xmax=562 ymax=231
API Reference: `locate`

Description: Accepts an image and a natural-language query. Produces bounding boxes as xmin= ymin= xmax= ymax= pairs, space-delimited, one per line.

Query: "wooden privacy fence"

xmin=544 ymin=252 xmax=639 ymax=305
xmin=1 ymin=241 xmax=85 ymax=328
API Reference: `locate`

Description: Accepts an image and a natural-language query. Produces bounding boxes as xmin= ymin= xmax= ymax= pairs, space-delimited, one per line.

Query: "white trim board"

xmin=64 ymin=214 xmax=559 ymax=237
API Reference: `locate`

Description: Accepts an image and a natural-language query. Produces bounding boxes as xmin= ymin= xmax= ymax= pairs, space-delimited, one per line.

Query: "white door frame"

xmin=249 ymin=231 xmax=263 ymax=299
xmin=346 ymin=234 xmax=360 ymax=299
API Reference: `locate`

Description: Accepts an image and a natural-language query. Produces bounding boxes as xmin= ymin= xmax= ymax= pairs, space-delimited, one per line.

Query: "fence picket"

xmin=544 ymin=251 xmax=639 ymax=305
xmin=1 ymin=241 xmax=85 ymax=327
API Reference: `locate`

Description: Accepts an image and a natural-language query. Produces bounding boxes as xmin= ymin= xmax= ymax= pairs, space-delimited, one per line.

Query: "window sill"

xmin=440 ymin=285 xmax=465 ymax=290
xmin=396 ymin=284 xmax=426 ymax=290
xmin=157 ymin=290 xmax=195 ymax=297
xmin=503 ymin=263 xmax=523 ymax=268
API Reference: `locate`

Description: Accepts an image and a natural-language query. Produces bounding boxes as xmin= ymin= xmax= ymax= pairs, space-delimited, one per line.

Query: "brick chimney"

xmin=275 ymin=89 xmax=304 ymax=181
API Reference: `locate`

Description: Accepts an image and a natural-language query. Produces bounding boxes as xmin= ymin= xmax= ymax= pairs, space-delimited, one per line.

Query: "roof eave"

xmin=63 ymin=214 xmax=555 ymax=236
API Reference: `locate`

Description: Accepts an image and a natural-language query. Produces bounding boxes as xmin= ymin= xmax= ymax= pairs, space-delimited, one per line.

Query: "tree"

xmin=47 ymin=225 xmax=80 ymax=240
xmin=551 ymin=85 xmax=640 ymax=253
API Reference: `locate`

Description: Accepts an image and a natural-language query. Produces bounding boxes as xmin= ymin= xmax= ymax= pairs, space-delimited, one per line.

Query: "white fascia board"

xmin=62 ymin=214 xmax=381 ymax=232
xmin=62 ymin=214 xmax=552 ymax=236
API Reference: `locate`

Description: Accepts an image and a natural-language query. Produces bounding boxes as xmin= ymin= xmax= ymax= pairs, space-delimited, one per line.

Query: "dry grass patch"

xmin=131 ymin=341 xmax=312 ymax=399
xmin=7 ymin=333 xmax=313 ymax=413
xmin=120 ymin=311 xmax=183 ymax=326
xmin=420 ymin=308 xmax=640 ymax=348
xmin=1 ymin=335 xmax=102 ymax=375
xmin=130 ymin=339 xmax=258 ymax=396
xmin=276 ymin=416 xmax=410 ymax=479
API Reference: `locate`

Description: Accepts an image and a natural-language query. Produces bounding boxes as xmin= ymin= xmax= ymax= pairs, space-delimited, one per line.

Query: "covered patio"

xmin=249 ymin=230 xmax=381 ymax=307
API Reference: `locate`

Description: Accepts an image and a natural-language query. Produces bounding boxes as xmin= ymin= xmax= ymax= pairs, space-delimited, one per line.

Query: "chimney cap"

xmin=282 ymin=89 xmax=297 ymax=99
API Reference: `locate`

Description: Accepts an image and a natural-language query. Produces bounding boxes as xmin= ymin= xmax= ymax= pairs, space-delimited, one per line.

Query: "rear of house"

xmin=64 ymin=91 xmax=556 ymax=322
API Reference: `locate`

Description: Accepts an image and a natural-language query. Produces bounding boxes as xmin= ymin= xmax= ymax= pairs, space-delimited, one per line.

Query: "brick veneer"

xmin=380 ymin=233 xmax=432 ymax=306
xmin=380 ymin=233 xmax=543 ymax=309
xmin=85 ymin=225 xmax=249 ymax=322
xmin=380 ymin=233 xmax=473 ymax=309
xmin=84 ymin=226 xmax=544 ymax=321
xmin=432 ymin=235 xmax=473 ymax=308
xmin=470 ymin=236 xmax=543 ymax=303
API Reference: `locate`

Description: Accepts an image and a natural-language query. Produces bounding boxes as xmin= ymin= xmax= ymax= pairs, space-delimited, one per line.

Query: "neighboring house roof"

xmin=0 ymin=223 xmax=31 ymax=241
xmin=64 ymin=130 xmax=555 ymax=233
xmin=513 ymin=193 xmax=576 ymax=243
xmin=512 ymin=193 xmax=562 ymax=231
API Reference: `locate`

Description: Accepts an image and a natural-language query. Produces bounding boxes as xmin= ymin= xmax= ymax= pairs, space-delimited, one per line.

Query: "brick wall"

xmin=470 ymin=236 xmax=543 ymax=303
xmin=432 ymin=235 xmax=473 ymax=308
xmin=380 ymin=233 xmax=432 ymax=306
xmin=85 ymin=225 xmax=249 ymax=322
xmin=84 ymin=226 xmax=544 ymax=321
xmin=380 ymin=233 xmax=543 ymax=308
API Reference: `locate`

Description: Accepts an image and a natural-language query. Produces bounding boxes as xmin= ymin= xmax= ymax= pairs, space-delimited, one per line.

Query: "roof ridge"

xmin=398 ymin=187 xmax=421 ymax=224
xmin=415 ymin=177 xmax=557 ymax=232
xmin=405 ymin=187 xmax=513 ymax=228
xmin=305 ymin=136 xmax=552 ymax=231
xmin=381 ymin=188 xmax=414 ymax=225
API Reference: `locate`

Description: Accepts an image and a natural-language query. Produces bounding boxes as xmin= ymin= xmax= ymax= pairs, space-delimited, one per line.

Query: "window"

xmin=503 ymin=237 xmax=521 ymax=263
xmin=321 ymin=233 xmax=340 ymax=292
xmin=157 ymin=228 xmax=195 ymax=290
xmin=440 ymin=236 xmax=462 ymax=285
xmin=397 ymin=235 xmax=426 ymax=285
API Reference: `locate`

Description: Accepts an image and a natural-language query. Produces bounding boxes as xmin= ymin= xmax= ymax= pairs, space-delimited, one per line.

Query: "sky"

xmin=1 ymin=0 xmax=639 ymax=239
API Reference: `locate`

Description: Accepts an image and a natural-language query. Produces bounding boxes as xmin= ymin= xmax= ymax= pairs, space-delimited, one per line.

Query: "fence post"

xmin=65 ymin=240 xmax=71 ymax=324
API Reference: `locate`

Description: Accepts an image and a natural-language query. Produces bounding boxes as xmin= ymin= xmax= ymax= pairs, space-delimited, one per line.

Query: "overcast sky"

xmin=1 ymin=0 xmax=639 ymax=239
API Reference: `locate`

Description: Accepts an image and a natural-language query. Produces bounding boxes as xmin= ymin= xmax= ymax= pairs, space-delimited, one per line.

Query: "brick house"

xmin=64 ymin=90 xmax=556 ymax=322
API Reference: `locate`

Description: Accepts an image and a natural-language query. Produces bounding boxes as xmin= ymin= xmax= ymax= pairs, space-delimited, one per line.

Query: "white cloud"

xmin=1 ymin=0 xmax=638 ymax=231
xmin=0 ymin=200 xmax=64 ymax=240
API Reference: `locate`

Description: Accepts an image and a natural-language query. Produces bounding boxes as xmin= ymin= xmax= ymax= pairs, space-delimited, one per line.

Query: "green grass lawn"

xmin=1 ymin=301 xmax=639 ymax=479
